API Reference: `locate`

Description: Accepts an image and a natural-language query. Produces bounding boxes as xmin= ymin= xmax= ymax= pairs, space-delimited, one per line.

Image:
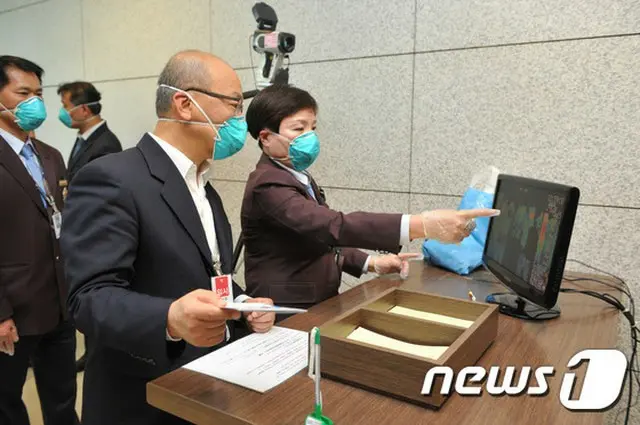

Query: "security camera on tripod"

xmin=242 ymin=2 xmax=296 ymax=100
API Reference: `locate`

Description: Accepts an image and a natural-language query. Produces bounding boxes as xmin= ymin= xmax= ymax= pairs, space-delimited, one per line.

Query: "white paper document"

xmin=183 ymin=326 xmax=309 ymax=393
xmin=222 ymin=302 xmax=307 ymax=314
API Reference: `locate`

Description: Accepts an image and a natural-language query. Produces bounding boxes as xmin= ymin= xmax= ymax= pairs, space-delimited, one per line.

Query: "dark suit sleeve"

xmin=341 ymin=248 xmax=369 ymax=278
xmin=54 ymin=149 xmax=66 ymax=174
xmin=254 ymin=183 xmax=403 ymax=253
xmin=88 ymin=139 xmax=122 ymax=165
xmin=54 ymin=149 xmax=67 ymax=201
xmin=98 ymin=137 xmax=123 ymax=158
xmin=61 ymin=162 xmax=174 ymax=361
xmin=321 ymin=195 xmax=372 ymax=278
xmin=0 ymin=144 xmax=18 ymax=314
xmin=0 ymin=285 xmax=12 ymax=322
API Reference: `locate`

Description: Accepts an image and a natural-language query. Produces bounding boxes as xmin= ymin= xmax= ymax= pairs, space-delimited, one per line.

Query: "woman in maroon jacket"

xmin=240 ymin=85 xmax=498 ymax=313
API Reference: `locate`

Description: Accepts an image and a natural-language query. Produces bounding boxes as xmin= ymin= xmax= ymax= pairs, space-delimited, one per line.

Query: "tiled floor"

xmin=23 ymin=332 xmax=85 ymax=425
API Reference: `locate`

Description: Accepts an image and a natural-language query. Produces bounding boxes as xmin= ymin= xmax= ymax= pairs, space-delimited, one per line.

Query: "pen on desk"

xmin=306 ymin=328 xmax=333 ymax=425
xmin=468 ymin=291 xmax=476 ymax=302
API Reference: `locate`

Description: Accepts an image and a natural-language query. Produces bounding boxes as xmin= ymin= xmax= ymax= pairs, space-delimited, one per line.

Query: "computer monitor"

xmin=483 ymin=174 xmax=580 ymax=320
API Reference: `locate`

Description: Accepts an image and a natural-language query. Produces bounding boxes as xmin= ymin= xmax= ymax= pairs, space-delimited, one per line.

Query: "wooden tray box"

xmin=319 ymin=287 xmax=499 ymax=408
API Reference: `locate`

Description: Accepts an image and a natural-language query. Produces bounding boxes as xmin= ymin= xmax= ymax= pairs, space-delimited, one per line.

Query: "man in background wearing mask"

xmin=58 ymin=81 xmax=122 ymax=373
xmin=0 ymin=56 xmax=79 ymax=425
xmin=58 ymin=81 xmax=122 ymax=185
xmin=60 ymin=50 xmax=276 ymax=425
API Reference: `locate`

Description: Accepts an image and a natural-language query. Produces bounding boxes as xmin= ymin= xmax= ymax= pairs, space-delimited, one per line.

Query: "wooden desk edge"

xmin=147 ymin=379 xmax=255 ymax=425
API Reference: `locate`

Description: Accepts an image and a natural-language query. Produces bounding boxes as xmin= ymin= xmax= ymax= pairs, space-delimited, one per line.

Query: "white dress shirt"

xmin=271 ymin=159 xmax=412 ymax=273
xmin=148 ymin=133 xmax=248 ymax=342
xmin=149 ymin=132 xmax=222 ymax=271
xmin=0 ymin=127 xmax=32 ymax=167
xmin=80 ymin=119 xmax=106 ymax=141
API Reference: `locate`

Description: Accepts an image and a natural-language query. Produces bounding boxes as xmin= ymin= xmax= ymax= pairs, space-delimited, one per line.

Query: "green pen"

xmin=305 ymin=328 xmax=333 ymax=425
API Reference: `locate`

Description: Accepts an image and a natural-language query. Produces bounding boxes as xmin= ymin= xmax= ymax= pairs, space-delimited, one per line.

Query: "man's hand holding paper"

xmin=242 ymin=297 xmax=276 ymax=333
xmin=167 ymin=289 xmax=240 ymax=347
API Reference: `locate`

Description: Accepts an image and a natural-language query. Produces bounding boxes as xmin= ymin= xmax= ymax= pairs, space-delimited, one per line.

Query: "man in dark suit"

xmin=57 ymin=81 xmax=122 ymax=372
xmin=0 ymin=56 xmax=79 ymax=425
xmin=61 ymin=50 xmax=276 ymax=425
xmin=58 ymin=81 xmax=122 ymax=184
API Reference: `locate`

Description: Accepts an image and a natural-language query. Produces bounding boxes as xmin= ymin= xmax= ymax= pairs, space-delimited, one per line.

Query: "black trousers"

xmin=0 ymin=320 xmax=79 ymax=425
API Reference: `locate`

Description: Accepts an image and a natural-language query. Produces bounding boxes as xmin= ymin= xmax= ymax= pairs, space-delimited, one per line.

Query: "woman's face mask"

xmin=267 ymin=130 xmax=321 ymax=172
xmin=264 ymin=109 xmax=320 ymax=171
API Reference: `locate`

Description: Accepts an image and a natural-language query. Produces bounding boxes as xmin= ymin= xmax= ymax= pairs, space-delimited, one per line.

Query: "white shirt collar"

xmin=80 ymin=120 xmax=106 ymax=141
xmin=271 ymin=158 xmax=310 ymax=186
xmin=148 ymin=132 xmax=213 ymax=183
xmin=0 ymin=127 xmax=31 ymax=157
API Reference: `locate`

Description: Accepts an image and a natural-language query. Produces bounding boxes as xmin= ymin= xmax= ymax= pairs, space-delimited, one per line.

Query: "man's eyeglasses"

xmin=184 ymin=87 xmax=243 ymax=115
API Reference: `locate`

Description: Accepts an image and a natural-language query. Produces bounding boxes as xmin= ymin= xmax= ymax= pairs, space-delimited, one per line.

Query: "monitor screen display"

xmin=485 ymin=179 xmax=568 ymax=295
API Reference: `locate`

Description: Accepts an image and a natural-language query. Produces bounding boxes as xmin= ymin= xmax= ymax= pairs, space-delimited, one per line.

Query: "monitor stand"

xmin=486 ymin=293 xmax=560 ymax=321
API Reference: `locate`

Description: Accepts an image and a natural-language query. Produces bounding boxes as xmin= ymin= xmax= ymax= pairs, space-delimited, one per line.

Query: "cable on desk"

xmin=561 ymin=260 xmax=638 ymax=425
xmin=566 ymin=259 xmax=634 ymax=311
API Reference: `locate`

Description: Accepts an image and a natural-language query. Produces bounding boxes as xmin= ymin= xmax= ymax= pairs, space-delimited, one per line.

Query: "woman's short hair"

xmin=245 ymin=84 xmax=317 ymax=143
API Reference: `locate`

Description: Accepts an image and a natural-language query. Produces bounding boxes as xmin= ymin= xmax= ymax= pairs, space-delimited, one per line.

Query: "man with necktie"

xmin=59 ymin=81 xmax=122 ymax=185
xmin=57 ymin=80 xmax=122 ymax=372
xmin=0 ymin=56 xmax=79 ymax=425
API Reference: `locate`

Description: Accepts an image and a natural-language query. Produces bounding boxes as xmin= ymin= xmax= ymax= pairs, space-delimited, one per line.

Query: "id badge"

xmin=52 ymin=211 xmax=62 ymax=239
xmin=212 ymin=274 xmax=233 ymax=302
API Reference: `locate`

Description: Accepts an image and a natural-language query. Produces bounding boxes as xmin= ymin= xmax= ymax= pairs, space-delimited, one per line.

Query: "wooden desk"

xmin=147 ymin=263 xmax=621 ymax=425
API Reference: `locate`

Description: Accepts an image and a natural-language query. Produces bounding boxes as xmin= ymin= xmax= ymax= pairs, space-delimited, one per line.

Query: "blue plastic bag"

xmin=422 ymin=168 xmax=499 ymax=275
